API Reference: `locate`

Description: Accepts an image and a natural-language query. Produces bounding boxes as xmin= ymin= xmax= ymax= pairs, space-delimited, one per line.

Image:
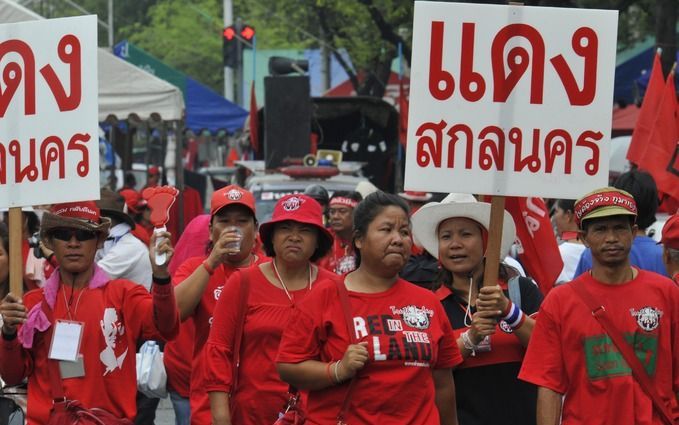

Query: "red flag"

xmin=627 ymin=52 xmax=664 ymax=165
xmin=398 ymin=79 xmax=409 ymax=148
xmin=638 ymin=71 xmax=679 ymax=200
xmin=505 ymin=196 xmax=563 ymax=296
xmin=249 ymin=81 xmax=259 ymax=154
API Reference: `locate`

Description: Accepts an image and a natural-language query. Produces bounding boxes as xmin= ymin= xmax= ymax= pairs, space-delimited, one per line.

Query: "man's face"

xmin=328 ymin=205 xmax=354 ymax=235
xmin=581 ymin=216 xmax=636 ymax=268
xmin=47 ymin=227 xmax=104 ymax=274
xmin=147 ymin=172 xmax=159 ymax=187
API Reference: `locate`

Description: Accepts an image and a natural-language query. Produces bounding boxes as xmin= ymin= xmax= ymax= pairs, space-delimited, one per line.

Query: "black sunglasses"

xmin=50 ymin=228 xmax=98 ymax=242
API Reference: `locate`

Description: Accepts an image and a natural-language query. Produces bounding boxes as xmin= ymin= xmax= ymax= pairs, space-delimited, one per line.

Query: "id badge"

xmin=48 ymin=320 xmax=84 ymax=362
xmin=59 ymin=354 xmax=85 ymax=379
xmin=476 ymin=335 xmax=492 ymax=353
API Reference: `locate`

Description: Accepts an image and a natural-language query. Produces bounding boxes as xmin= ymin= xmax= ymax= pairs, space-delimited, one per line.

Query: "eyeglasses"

xmin=50 ymin=228 xmax=98 ymax=242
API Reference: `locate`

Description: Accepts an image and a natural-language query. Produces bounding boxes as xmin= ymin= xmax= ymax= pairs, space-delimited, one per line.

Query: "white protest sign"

xmin=0 ymin=15 xmax=99 ymax=207
xmin=405 ymin=2 xmax=618 ymax=199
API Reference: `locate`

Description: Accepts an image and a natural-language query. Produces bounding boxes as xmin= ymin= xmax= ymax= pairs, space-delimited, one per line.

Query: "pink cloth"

xmin=167 ymin=214 xmax=210 ymax=275
xmin=18 ymin=264 xmax=110 ymax=348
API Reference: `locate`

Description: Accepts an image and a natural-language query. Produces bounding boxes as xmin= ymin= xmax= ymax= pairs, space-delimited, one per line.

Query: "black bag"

xmin=0 ymin=394 xmax=24 ymax=425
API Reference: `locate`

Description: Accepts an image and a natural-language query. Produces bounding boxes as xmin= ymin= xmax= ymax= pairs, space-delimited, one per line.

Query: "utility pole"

xmin=107 ymin=0 xmax=113 ymax=47
xmin=223 ymin=0 xmax=234 ymax=101
xmin=320 ymin=26 xmax=330 ymax=92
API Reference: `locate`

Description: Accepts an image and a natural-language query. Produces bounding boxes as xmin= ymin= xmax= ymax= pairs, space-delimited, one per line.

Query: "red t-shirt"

xmin=277 ymin=278 xmax=462 ymax=425
xmin=1 ymin=279 xmax=175 ymax=425
xmin=163 ymin=255 xmax=267 ymax=425
xmin=519 ymin=270 xmax=679 ymax=424
xmin=317 ymin=231 xmax=357 ymax=275
xmin=203 ymin=265 xmax=336 ymax=425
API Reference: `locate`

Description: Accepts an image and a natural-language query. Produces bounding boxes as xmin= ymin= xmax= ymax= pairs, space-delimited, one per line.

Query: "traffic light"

xmin=222 ymin=26 xmax=238 ymax=68
xmin=240 ymin=25 xmax=255 ymax=42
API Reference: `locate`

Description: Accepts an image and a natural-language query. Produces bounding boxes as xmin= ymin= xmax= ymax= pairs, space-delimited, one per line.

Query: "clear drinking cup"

xmin=225 ymin=226 xmax=243 ymax=254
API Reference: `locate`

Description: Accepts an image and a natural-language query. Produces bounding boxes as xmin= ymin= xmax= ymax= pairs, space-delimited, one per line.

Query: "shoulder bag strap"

xmin=230 ymin=268 xmax=250 ymax=396
xmin=334 ymin=279 xmax=359 ymax=425
xmin=40 ymin=298 xmax=66 ymax=402
xmin=570 ymin=280 xmax=675 ymax=425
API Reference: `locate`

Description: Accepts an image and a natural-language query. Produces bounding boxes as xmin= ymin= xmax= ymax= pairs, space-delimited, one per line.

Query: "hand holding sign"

xmin=142 ymin=186 xmax=179 ymax=266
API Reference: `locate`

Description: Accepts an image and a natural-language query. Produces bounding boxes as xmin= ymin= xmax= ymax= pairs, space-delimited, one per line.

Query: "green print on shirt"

xmin=584 ymin=333 xmax=657 ymax=380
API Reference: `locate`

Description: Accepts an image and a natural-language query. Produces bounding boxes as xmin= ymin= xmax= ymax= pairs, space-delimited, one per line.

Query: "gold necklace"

xmin=271 ymin=260 xmax=312 ymax=303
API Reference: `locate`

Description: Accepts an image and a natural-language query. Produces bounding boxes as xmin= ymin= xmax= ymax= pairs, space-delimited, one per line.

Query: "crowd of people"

xmin=0 ymin=167 xmax=678 ymax=425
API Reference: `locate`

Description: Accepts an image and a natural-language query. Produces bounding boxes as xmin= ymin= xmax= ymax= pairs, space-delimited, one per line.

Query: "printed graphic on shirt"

xmin=353 ymin=305 xmax=435 ymax=367
xmin=629 ymin=307 xmax=663 ymax=332
xmin=214 ymin=286 xmax=223 ymax=300
xmin=499 ymin=320 xmax=514 ymax=334
xmin=100 ymin=308 xmax=128 ymax=375
xmin=584 ymin=333 xmax=657 ymax=380
xmin=336 ymin=255 xmax=356 ymax=275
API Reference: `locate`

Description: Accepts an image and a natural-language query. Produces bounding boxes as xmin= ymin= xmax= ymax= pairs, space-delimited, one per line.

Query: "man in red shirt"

xmin=318 ymin=191 xmax=362 ymax=275
xmin=519 ymin=187 xmax=679 ymax=425
xmin=0 ymin=201 xmax=179 ymax=424
xmin=660 ymin=213 xmax=679 ymax=284
xmin=168 ymin=185 xmax=266 ymax=425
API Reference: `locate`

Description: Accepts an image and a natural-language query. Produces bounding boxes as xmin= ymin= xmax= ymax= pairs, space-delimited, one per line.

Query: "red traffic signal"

xmin=240 ymin=25 xmax=255 ymax=41
xmin=223 ymin=26 xmax=236 ymax=41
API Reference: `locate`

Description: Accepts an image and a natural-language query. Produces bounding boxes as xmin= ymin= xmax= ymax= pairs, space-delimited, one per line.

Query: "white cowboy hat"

xmin=411 ymin=193 xmax=516 ymax=259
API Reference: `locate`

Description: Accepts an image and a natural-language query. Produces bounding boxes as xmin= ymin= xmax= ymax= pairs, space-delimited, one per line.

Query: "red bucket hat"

xmin=259 ymin=194 xmax=332 ymax=247
xmin=660 ymin=214 xmax=679 ymax=249
xmin=210 ymin=185 xmax=256 ymax=217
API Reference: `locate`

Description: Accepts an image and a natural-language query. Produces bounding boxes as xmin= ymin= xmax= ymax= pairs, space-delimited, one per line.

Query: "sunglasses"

xmin=50 ymin=228 xmax=98 ymax=242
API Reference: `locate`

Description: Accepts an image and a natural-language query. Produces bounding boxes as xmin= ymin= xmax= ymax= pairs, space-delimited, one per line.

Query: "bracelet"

xmin=502 ymin=302 xmax=525 ymax=329
xmin=152 ymin=275 xmax=172 ymax=285
xmin=460 ymin=330 xmax=477 ymax=357
xmin=333 ymin=360 xmax=343 ymax=384
xmin=325 ymin=361 xmax=334 ymax=384
xmin=202 ymin=260 xmax=215 ymax=276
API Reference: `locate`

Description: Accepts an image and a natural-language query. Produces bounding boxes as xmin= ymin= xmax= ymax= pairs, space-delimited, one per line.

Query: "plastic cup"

xmin=225 ymin=227 xmax=243 ymax=254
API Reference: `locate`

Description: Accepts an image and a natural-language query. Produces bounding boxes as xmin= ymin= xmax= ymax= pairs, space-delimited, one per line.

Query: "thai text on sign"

xmin=0 ymin=15 xmax=99 ymax=207
xmin=405 ymin=2 xmax=618 ymax=199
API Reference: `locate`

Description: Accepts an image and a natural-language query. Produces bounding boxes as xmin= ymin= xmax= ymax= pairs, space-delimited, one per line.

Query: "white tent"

xmin=0 ymin=0 xmax=185 ymax=120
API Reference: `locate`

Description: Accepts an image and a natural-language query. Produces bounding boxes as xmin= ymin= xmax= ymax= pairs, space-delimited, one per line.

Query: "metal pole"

xmin=235 ymin=17 xmax=243 ymax=107
xmin=320 ymin=26 xmax=330 ymax=92
xmin=107 ymin=0 xmax=114 ymax=48
xmin=223 ymin=0 xmax=234 ymax=101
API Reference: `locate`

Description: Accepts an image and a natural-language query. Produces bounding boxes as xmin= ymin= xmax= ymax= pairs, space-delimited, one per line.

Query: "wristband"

xmin=461 ymin=330 xmax=477 ymax=357
xmin=502 ymin=302 xmax=524 ymax=329
xmin=152 ymin=275 xmax=172 ymax=285
xmin=333 ymin=360 xmax=343 ymax=383
xmin=202 ymin=260 xmax=215 ymax=276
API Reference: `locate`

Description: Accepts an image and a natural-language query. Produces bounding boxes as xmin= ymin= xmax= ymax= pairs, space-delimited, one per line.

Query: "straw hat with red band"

xmin=210 ymin=185 xmax=256 ymax=217
xmin=259 ymin=194 xmax=333 ymax=247
xmin=573 ymin=187 xmax=637 ymax=229
xmin=40 ymin=201 xmax=111 ymax=240
xmin=660 ymin=214 xmax=679 ymax=249
xmin=411 ymin=193 xmax=516 ymax=259
xmin=398 ymin=191 xmax=433 ymax=202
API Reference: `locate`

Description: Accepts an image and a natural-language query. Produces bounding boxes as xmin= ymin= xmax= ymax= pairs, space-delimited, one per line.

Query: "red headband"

xmin=330 ymin=197 xmax=358 ymax=208
xmin=574 ymin=190 xmax=637 ymax=224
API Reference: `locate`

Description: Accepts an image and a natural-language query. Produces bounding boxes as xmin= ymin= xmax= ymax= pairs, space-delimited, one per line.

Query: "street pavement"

xmin=155 ymin=396 xmax=175 ymax=425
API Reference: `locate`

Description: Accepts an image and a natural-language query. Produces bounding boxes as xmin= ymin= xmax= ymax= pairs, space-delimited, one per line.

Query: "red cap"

xmin=398 ymin=191 xmax=432 ymax=202
xmin=148 ymin=166 xmax=160 ymax=176
xmin=660 ymin=214 xmax=679 ymax=249
xmin=119 ymin=189 xmax=147 ymax=214
xmin=259 ymin=194 xmax=333 ymax=246
xmin=51 ymin=201 xmax=101 ymax=223
xmin=210 ymin=185 xmax=256 ymax=216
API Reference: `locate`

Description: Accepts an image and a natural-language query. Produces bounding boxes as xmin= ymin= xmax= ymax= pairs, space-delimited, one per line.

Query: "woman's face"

xmin=271 ymin=220 xmax=318 ymax=265
xmin=0 ymin=239 xmax=8 ymax=284
xmin=437 ymin=217 xmax=485 ymax=276
xmin=553 ymin=206 xmax=573 ymax=235
xmin=355 ymin=206 xmax=411 ymax=275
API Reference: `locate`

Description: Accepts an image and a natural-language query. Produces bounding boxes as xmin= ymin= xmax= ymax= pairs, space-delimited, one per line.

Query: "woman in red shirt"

xmin=204 ymin=194 xmax=335 ymax=425
xmin=277 ymin=191 xmax=461 ymax=425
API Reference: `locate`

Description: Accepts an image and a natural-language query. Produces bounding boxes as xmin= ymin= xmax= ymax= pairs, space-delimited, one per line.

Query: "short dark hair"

xmin=557 ymin=199 xmax=576 ymax=213
xmin=613 ymin=170 xmax=658 ymax=230
xmin=261 ymin=221 xmax=332 ymax=262
xmin=352 ymin=191 xmax=410 ymax=267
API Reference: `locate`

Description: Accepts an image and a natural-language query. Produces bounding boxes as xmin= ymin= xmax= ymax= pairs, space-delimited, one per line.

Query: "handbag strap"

xmin=570 ymin=279 xmax=675 ymax=425
xmin=230 ymin=268 xmax=251 ymax=395
xmin=334 ymin=279 xmax=359 ymax=424
xmin=40 ymin=298 xmax=67 ymax=402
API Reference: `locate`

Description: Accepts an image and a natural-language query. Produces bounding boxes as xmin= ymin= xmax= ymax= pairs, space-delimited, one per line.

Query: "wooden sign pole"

xmin=8 ymin=207 xmax=24 ymax=297
xmin=482 ymin=196 xmax=505 ymax=287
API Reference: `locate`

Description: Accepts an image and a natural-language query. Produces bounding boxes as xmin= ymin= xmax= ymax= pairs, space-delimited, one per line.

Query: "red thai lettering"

xmin=551 ymin=27 xmax=598 ymax=106
xmin=8 ymin=138 xmax=39 ymax=182
xmin=0 ymin=40 xmax=36 ymax=117
xmin=478 ymin=126 xmax=505 ymax=171
xmin=428 ymin=21 xmax=455 ymax=101
xmin=40 ymin=136 xmax=66 ymax=179
xmin=491 ymin=24 xmax=545 ymax=104
xmin=576 ymin=130 xmax=602 ymax=176
xmin=508 ymin=128 xmax=541 ymax=172
xmin=415 ymin=120 xmax=446 ymax=168
xmin=40 ymin=34 xmax=82 ymax=112
xmin=544 ymin=129 xmax=573 ymax=174
xmin=459 ymin=23 xmax=485 ymax=102
xmin=67 ymin=132 xmax=90 ymax=177
xmin=446 ymin=123 xmax=474 ymax=169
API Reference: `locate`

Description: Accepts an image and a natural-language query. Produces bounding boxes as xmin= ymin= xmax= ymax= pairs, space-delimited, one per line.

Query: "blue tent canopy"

xmin=185 ymin=78 xmax=247 ymax=133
